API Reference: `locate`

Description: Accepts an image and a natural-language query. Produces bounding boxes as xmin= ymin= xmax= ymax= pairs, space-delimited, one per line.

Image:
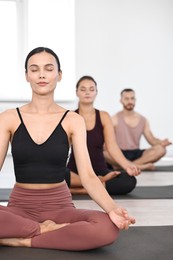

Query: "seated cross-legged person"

xmin=104 ymin=88 xmax=172 ymax=171
xmin=0 ymin=48 xmax=136 ymax=251
xmin=66 ymin=76 xmax=140 ymax=195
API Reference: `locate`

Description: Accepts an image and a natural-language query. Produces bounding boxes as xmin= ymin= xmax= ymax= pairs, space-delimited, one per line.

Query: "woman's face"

xmin=76 ymin=79 xmax=97 ymax=104
xmin=25 ymin=51 xmax=62 ymax=96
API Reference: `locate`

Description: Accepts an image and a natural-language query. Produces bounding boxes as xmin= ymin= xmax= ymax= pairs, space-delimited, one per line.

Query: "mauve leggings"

xmin=0 ymin=182 xmax=119 ymax=251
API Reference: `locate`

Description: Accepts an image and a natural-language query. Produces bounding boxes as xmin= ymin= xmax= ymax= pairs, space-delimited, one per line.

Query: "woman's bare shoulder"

xmin=65 ymin=111 xmax=85 ymax=133
xmin=99 ymin=110 xmax=112 ymax=122
xmin=99 ymin=110 xmax=110 ymax=117
xmin=0 ymin=108 xmax=17 ymax=120
xmin=67 ymin=110 xmax=84 ymax=121
xmin=0 ymin=109 xmax=18 ymax=133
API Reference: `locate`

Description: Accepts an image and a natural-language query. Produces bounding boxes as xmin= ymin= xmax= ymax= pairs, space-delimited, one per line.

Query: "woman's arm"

xmin=68 ymin=112 xmax=135 ymax=229
xmin=0 ymin=110 xmax=12 ymax=170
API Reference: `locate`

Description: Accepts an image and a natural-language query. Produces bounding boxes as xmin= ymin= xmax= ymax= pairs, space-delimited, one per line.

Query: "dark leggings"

xmin=105 ymin=171 xmax=137 ymax=195
xmin=0 ymin=183 xmax=119 ymax=251
xmin=66 ymin=168 xmax=136 ymax=195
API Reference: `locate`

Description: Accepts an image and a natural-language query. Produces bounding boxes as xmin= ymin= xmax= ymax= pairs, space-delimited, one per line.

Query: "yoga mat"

xmin=154 ymin=165 xmax=173 ymax=172
xmin=1 ymin=185 xmax=173 ymax=201
xmin=116 ymin=185 xmax=173 ymax=199
xmin=0 ymin=188 xmax=11 ymax=202
xmin=71 ymin=185 xmax=173 ymax=200
xmin=0 ymin=226 xmax=172 ymax=260
xmin=111 ymin=165 xmax=173 ymax=172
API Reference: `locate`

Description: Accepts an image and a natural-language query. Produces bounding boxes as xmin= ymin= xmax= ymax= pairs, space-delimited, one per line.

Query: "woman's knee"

xmin=106 ymin=174 xmax=136 ymax=195
xmin=93 ymin=211 xmax=119 ymax=245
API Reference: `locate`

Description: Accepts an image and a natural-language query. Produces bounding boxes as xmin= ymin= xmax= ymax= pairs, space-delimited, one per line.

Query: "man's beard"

xmin=124 ymin=104 xmax=135 ymax=111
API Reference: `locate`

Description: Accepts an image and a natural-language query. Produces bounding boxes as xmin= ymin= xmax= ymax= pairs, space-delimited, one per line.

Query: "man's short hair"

xmin=120 ymin=88 xmax=135 ymax=96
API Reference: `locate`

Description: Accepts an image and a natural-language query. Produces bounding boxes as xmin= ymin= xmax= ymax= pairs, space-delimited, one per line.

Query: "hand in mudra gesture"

xmin=108 ymin=207 xmax=136 ymax=230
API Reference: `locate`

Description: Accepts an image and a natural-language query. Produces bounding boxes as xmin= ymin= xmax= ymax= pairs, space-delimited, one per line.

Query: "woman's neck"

xmin=78 ymin=104 xmax=95 ymax=115
xmin=78 ymin=104 xmax=96 ymax=129
xmin=27 ymin=95 xmax=58 ymax=114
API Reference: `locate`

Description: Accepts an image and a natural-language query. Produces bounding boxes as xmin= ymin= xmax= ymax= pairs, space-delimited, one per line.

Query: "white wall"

xmin=0 ymin=0 xmax=173 ymax=188
xmin=75 ymin=0 xmax=173 ymax=156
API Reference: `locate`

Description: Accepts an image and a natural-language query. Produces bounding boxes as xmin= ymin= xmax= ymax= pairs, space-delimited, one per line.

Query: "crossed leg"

xmin=0 ymin=220 xmax=69 ymax=247
xmin=133 ymin=144 xmax=166 ymax=168
xmin=0 ymin=205 xmax=118 ymax=251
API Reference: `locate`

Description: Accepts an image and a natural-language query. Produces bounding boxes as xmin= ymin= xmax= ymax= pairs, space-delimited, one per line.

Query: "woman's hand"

xmin=108 ymin=207 xmax=136 ymax=230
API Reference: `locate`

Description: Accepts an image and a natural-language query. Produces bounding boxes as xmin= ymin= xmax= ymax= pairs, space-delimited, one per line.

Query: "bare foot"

xmin=40 ymin=220 xmax=69 ymax=234
xmin=98 ymin=171 xmax=121 ymax=183
xmin=70 ymin=187 xmax=88 ymax=194
xmin=138 ymin=163 xmax=156 ymax=171
xmin=0 ymin=238 xmax=31 ymax=247
xmin=0 ymin=220 xmax=70 ymax=248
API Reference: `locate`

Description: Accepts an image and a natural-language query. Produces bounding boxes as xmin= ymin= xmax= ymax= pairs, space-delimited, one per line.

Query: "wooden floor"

xmin=1 ymin=158 xmax=173 ymax=227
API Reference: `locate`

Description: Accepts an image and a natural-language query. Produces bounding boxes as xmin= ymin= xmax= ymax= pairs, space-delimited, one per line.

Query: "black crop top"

xmin=11 ymin=108 xmax=70 ymax=184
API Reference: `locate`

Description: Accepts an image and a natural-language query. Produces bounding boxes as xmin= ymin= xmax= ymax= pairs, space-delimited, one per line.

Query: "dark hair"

xmin=25 ymin=47 xmax=61 ymax=72
xmin=120 ymin=88 xmax=135 ymax=96
xmin=76 ymin=75 xmax=97 ymax=89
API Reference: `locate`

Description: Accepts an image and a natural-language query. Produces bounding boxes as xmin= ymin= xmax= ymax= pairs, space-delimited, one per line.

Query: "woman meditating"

xmin=0 ymin=47 xmax=135 ymax=251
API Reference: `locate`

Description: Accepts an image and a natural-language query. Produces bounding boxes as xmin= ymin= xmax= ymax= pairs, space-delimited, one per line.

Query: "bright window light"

xmin=0 ymin=0 xmax=75 ymax=102
xmin=0 ymin=1 xmax=18 ymax=100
